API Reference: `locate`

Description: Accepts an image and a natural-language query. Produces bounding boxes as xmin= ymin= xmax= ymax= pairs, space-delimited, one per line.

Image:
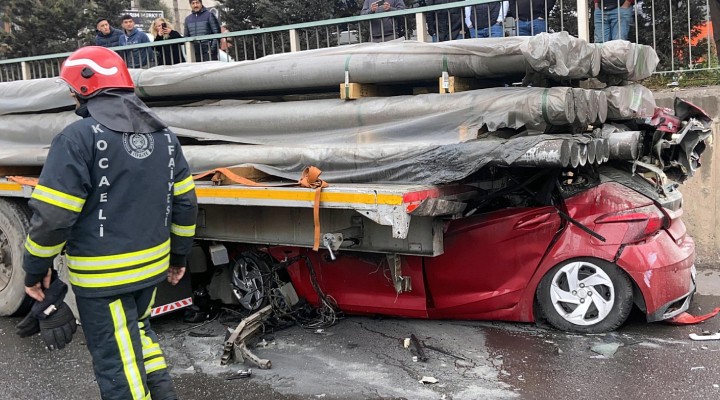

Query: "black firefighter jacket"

xmin=22 ymin=110 xmax=198 ymax=298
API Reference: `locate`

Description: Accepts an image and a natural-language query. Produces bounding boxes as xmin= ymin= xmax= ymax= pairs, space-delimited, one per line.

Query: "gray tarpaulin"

xmin=596 ymin=41 xmax=659 ymax=84
xmin=0 ymin=33 xmax=665 ymax=184
xmin=180 ymin=135 xmax=570 ymax=183
xmin=0 ymin=34 xmax=655 ymax=117
xmin=130 ymin=32 xmax=601 ymax=98
xmin=0 ymin=78 xmax=74 ymax=116
xmin=0 ymin=87 xmax=609 ymax=148
xmin=0 ymin=135 xmax=569 ymax=183
xmin=603 ymin=84 xmax=656 ymax=119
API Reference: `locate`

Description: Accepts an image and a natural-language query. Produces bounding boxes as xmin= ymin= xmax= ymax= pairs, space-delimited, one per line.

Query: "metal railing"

xmin=0 ymin=0 xmax=716 ymax=82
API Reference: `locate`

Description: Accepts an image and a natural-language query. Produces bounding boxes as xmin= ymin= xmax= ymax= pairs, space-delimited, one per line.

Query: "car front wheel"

xmin=537 ymin=258 xmax=633 ymax=333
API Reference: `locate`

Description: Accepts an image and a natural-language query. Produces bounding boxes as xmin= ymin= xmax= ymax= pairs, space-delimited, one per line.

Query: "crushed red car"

xmin=252 ymin=99 xmax=709 ymax=333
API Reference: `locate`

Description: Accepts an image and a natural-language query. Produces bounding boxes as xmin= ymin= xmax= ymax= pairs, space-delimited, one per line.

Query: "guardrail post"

xmin=577 ymin=0 xmax=590 ymax=42
xmin=289 ymin=29 xmax=301 ymax=52
xmin=185 ymin=42 xmax=196 ymax=63
xmin=415 ymin=11 xmax=429 ymax=43
xmin=20 ymin=61 xmax=31 ymax=80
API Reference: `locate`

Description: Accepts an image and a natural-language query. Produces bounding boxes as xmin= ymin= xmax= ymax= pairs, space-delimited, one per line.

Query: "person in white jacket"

xmin=465 ymin=1 xmax=509 ymax=38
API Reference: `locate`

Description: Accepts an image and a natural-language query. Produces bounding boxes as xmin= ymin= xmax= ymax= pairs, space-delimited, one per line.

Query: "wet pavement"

xmin=1 ymin=267 xmax=719 ymax=400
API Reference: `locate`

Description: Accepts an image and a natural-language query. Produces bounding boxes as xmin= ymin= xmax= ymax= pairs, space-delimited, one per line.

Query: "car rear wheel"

xmin=537 ymin=258 xmax=633 ymax=333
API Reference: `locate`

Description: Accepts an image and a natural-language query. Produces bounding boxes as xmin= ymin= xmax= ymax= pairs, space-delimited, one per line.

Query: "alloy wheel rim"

xmin=232 ymin=258 xmax=265 ymax=310
xmin=549 ymin=261 xmax=615 ymax=326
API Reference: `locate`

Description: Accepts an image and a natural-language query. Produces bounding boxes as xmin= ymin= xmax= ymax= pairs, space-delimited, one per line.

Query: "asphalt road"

xmin=1 ymin=267 xmax=719 ymax=400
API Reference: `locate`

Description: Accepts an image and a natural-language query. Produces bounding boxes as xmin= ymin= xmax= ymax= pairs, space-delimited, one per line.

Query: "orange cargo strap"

xmin=192 ymin=167 xmax=268 ymax=187
xmin=7 ymin=176 xmax=39 ymax=186
xmin=298 ymin=166 xmax=329 ymax=251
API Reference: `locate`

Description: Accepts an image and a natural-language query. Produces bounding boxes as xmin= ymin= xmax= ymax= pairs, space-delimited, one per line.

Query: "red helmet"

xmin=59 ymin=46 xmax=134 ymax=97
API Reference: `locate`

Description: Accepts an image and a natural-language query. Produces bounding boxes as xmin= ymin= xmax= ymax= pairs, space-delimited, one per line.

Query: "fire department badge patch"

xmin=123 ymin=133 xmax=154 ymax=159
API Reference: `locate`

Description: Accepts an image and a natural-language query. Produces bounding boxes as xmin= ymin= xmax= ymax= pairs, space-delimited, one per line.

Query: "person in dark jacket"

xmin=509 ymin=0 xmax=556 ymax=36
xmin=465 ymin=1 xmax=508 ymax=38
xmin=22 ymin=45 xmax=197 ymax=400
xmin=184 ymin=0 xmax=221 ymax=61
xmin=119 ymin=14 xmax=152 ymax=68
xmin=360 ymin=0 xmax=407 ymax=43
xmin=94 ymin=18 xmax=123 ymax=48
xmin=426 ymin=0 xmax=465 ymax=42
xmin=151 ymin=17 xmax=185 ymax=65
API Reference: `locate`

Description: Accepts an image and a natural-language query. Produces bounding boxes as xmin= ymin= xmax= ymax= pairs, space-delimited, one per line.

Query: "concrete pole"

xmin=289 ymin=29 xmax=301 ymax=52
xmin=415 ymin=12 xmax=429 ymax=43
xmin=173 ymin=0 xmax=181 ymax=26
xmin=21 ymin=61 xmax=31 ymax=80
xmin=577 ymin=0 xmax=590 ymax=42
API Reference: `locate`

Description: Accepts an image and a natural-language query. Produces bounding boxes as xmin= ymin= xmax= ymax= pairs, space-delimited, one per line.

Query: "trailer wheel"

xmin=536 ymin=258 xmax=633 ymax=333
xmin=0 ymin=199 xmax=32 ymax=316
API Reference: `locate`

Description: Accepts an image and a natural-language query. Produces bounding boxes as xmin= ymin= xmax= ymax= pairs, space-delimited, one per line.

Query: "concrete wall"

xmin=653 ymin=88 xmax=720 ymax=266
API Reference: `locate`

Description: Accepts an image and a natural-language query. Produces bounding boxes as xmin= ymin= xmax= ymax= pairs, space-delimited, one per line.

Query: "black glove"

xmin=38 ymin=302 xmax=77 ymax=350
xmin=15 ymin=312 xmax=40 ymax=338
xmin=26 ymin=279 xmax=77 ymax=350
xmin=15 ymin=270 xmax=61 ymax=338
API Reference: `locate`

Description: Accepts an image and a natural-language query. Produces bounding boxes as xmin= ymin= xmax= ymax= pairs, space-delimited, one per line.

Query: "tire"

xmin=0 ymin=198 xmax=32 ymax=316
xmin=231 ymin=251 xmax=272 ymax=311
xmin=536 ymin=258 xmax=633 ymax=333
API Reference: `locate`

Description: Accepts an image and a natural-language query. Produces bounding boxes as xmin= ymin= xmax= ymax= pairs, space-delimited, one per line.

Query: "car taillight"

xmin=595 ymin=205 xmax=669 ymax=244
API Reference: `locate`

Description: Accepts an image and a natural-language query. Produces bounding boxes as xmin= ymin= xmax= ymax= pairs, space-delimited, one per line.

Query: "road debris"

xmin=691 ymin=366 xmax=706 ymax=371
xmin=226 ymin=368 xmax=252 ymax=380
xmin=419 ymin=376 xmax=438 ymax=385
xmin=668 ymin=307 xmax=720 ymax=325
xmin=221 ymin=305 xmax=273 ymax=369
xmin=590 ymin=342 xmax=622 ymax=358
xmin=410 ymin=334 xmax=428 ymax=362
xmin=188 ymin=331 xmax=218 ymax=338
xmin=689 ymin=331 xmax=720 ymax=341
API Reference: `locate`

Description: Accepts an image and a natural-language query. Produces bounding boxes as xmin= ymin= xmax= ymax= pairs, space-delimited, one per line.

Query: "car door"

xmin=424 ymin=205 xmax=562 ymax=318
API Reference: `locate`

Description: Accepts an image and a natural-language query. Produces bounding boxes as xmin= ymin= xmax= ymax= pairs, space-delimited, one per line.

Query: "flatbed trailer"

xmin=0 ymin=177 xmax=475 ymax=256
xmin=0 ymin=175 xmax=482 ymax=318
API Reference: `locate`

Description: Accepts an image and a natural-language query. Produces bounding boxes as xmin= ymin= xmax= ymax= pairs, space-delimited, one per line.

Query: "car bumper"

xmin=646 ymin=264 xmax=696 ymax=322
xmin=615 ymin=231 xmax=696 ymax=322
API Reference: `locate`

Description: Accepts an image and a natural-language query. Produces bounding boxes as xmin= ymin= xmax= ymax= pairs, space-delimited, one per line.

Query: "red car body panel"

xmin=423 ymin=206 xmax=561 ymax=319
xmin=268 ymin=248 xmax=430 ymax=318
xmin=270 ymin=181 xmax=695 ymax=324
xmin=616 ymin=219 xmax=695 ymax=318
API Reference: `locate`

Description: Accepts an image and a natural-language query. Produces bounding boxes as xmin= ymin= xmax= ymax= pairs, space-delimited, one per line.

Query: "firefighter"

xmin=21 ymin=46 xmax=197 ymax=400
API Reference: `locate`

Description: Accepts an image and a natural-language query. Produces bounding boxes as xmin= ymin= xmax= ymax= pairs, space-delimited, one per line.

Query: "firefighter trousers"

xmin=76 ymin=285 xmax=177 ymax=400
